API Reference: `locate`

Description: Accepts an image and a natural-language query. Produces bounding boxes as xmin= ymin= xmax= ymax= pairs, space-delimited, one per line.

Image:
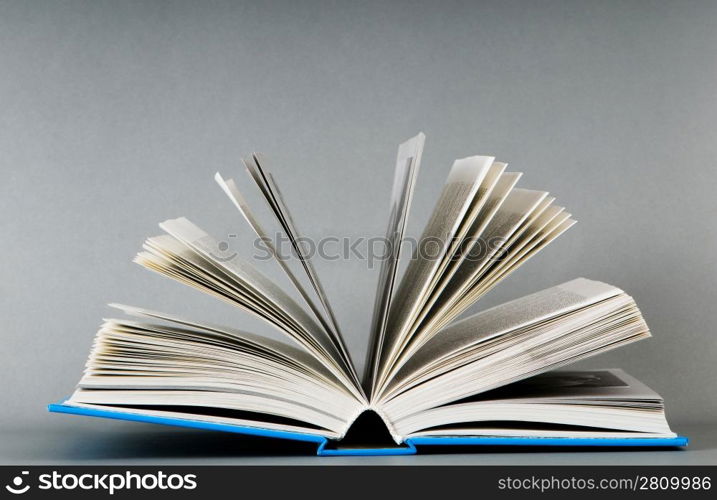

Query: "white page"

xmin=365 ymin=133 xmax=425 ymax=394
xmin=395 ymin=369 xmax=674 ymax=438
xmin=214 ymin=173 xmax=336 ymax=344
xmin=381 ymin=291 xmax=649 ymax=417
xmin=391 ymin=278 xmax=623 ymax=388
xmin=159 ymin=217 xmax=342 ymax=360
xmin=390 ymin=171 xmax=523 ymax=368
xmin=378 ymin=155 xmax=495 ymax=389
xmin=242 ymin=154 xmax=359 ymax=388
xmin=109 ymin=303 xmax=347 ymax=390
xmin=135 ymin=221 xmax=363 ymax=400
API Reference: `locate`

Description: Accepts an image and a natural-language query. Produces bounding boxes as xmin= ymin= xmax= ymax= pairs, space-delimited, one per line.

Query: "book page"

xmin=242 ymin=154 xmax=360 ymax=390
xmin=136 ymin=219 xmax=362 ymax=399
xmin=377 ymin=155 xmax=495 ymax=389
xmin=109 ymin=303 xmax=346 ymax=389
xmin=452 ymin=368 xmax=662 ymax=402
xmin=388 ymin=278 xmax=623 ymax=393
xmin=364 ymin=133 xmax=424 ymax=394
xmin=379 ymin=189 xmax=550 ymax=384
xmin=379 ymin=282 xmax=649 ymax=417
xmin=214 ymin=173 xmax=339 ymax=358
xmin=159 ymin=218 xmax=335 ymax=350
xmin=392 ymin=171 xmax=523 ymax=364
xmin=424 ymin=200 xmax=569 ymax=336
xmin=449 ymin=215 xmax=577 ymax=322
xmin=67 ymin=314 xmax=368 ymax=437
xmin=396 ymin=369 xmax=674 ymax=439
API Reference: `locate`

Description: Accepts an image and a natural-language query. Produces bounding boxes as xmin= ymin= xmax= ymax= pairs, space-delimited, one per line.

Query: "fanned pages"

xmin=56 ymin=134 xmax=679 ymax=450
xmin=365 ymin=133 xmax=424 ymax=394
xmin=242 ymin=153 xmax=360 ymax=391
xmin=213 ymin=173 xmax=342 ymax=371
xmin=376 ymin=155 xmax=496 ymax=390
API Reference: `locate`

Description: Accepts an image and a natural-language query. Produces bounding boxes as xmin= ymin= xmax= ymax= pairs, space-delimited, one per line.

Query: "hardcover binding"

xmin=48 ymin=400 xmax=689 ymax=456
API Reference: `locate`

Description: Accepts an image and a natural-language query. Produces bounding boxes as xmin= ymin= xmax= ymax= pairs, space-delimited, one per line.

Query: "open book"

xmin=50 ymin=134 xmax=685 ymax=454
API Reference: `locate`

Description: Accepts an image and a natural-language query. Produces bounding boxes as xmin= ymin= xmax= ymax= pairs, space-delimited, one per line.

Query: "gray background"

xmin=1 ymin=0 xmax=716 ymax=462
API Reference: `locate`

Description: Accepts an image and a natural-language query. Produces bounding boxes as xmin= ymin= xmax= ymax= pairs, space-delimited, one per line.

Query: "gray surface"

xmin=1 ymin=0 xmax=716 ymax=463
xmin=1 ymin=421 xmax=715 ymax=465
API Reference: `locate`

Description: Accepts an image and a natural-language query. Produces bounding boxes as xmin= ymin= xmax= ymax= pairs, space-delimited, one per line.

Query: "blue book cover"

xmin=48 ymin=400 xmax=688 ymax=457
